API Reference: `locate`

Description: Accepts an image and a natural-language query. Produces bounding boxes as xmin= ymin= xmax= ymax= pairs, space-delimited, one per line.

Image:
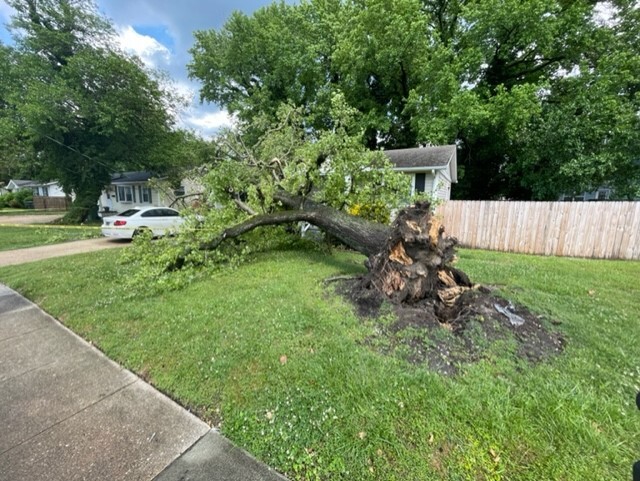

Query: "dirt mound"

xmin=340 ymin=279 xmax=565 ymax=375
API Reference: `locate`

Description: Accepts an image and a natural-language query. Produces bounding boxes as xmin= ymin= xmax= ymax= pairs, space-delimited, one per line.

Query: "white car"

xmin=101 ymin=207 xmax=185 ymax=239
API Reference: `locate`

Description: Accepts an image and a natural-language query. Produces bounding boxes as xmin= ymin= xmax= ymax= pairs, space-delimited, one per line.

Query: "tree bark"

xmin=200 ymin=199 xmax=390 ymax=257
xmin=62 ymin=184 xmax=102 ymax=223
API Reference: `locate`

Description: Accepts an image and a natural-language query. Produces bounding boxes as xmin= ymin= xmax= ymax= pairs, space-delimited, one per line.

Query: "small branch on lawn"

xmin=323 ymin=275 xmax=360 ymax=284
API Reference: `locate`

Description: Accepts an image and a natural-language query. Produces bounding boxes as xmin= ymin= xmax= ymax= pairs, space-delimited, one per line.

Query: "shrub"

xmin=0 ymin=190 xmax=34 ymax=209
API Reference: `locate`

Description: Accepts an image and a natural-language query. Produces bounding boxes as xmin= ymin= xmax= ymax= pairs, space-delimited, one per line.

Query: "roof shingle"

xmin=383 ymin=145 xmax=456 ymax=169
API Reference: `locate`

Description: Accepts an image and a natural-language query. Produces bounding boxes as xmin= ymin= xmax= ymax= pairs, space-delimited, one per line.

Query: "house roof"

xmin=8 ymin=179 xmax=37 ymax=187
xmin=110 ymin=171 xmax=154 ymax=184
xmin=383 ymin=145 xmax=456 ymax=169
xmin=384 ymin=145 xmax=458 ymax=183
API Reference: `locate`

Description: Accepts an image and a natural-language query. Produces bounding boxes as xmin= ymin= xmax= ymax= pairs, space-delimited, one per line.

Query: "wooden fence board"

xmin=436 ymin=201 xmax=640 ymax=260
xmin=32 ymin=196 xmax=70 ymax=210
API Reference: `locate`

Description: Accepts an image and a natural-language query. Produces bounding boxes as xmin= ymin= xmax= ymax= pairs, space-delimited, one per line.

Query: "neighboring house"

xmin=6 ymin=179 xmax=67 ymax=197
xmin=559 ymin=187 xmax=640 ymax=201
xmin=384 ymin=145 xmax=458 ymax=201
xmin=559 ymin=188 xmax=612 ymax=202
xmin=98 ymin=171 xmax=204 ymax=215
xmin=99 ymin=172 xmax=163 ymax=214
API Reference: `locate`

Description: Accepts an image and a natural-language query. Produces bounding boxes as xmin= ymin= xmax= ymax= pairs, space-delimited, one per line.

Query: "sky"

xmin=0 ymin=0 xmax=277 ymax=138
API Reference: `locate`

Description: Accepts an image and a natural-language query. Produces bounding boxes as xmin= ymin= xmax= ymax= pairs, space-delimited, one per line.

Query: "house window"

xmin=139 ymin=186 xmax=152 ymax=203
xmin=117 ymin=185 xmax=134 ymax=203
xmin=415 ymin=173 xmax=426 ymax=193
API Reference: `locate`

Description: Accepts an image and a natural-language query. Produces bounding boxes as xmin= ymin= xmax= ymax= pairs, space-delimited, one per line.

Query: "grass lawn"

xmin=0 ymin=247 xmax=638 ymax=480
xmin=0 ymin=225 xmax=101 ymax=251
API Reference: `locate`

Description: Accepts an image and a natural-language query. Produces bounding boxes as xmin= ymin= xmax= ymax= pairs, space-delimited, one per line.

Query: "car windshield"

xmin=118 ymin=209 xmax=140 ymax=217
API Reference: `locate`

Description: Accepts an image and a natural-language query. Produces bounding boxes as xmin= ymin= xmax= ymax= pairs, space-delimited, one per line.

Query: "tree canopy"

xmin=190 ymin=0 xmax=640 ymax=200
xmin=1 ymin=0 xmax=182 ymax=221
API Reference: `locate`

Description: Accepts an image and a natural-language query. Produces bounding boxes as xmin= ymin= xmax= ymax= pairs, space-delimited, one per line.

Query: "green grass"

xmin=0 ymin=225 xmax=101 ymax=251
xmin=0 ymin=248 xmax=638 ymax=480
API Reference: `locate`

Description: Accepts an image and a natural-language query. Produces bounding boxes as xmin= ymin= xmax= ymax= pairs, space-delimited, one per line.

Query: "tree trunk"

xmin=195 ymin=196 xmax=473 ymax=307
xmin=62 ymin=184 xmax=102 ymax=223
xmin=200 ymin=202 xmax=389 ymax=257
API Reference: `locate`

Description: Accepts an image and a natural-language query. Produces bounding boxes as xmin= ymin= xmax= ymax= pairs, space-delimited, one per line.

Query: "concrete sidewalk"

xmin=0 ymin=284 xmax=288 ymax=481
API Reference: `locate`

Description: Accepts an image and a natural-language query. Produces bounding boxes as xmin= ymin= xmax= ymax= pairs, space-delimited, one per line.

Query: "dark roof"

xmin=110 ymin=171 xmax=154 ymax=183
xmin=383 ymin=145 xmax=456 ymax=169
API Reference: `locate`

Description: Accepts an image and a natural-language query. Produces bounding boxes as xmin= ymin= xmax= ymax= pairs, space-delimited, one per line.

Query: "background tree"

xmin=4 ymin=0 xmax=178 ymax=221
xmin=190 ymin=0 xmax=640 ymax=200
xmin=0 ymin=42 xmax=36 ymax=183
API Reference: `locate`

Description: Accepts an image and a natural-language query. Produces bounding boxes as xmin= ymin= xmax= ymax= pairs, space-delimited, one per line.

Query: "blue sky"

xmin=0 ymin=0 xmax=279 ymax=137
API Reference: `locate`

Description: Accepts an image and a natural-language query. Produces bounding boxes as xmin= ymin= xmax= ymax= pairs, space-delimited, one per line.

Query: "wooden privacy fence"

xmin=435 ymin=201 xmax=640 ymax=260
xmin=32 ymin=196 xmax=71 ymax=211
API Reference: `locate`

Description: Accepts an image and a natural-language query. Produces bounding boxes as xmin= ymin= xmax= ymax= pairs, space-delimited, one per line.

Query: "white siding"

xmin=434 ymin=171 xmax=452 ymax=200
xmin=46 ymin=183 xmax=66 ymax=197
xmin=99 ymin=184 xmax=165 ymax=215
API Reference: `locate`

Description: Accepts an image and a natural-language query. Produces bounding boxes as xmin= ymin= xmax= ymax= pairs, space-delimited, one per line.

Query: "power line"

xmin=43 ymin=135 xmax=112 ymax=170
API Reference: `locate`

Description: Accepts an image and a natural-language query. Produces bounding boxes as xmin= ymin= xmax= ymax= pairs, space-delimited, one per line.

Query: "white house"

xmin=384 ymin=145 xmax=458 ymax=201
xmin=559 ymin=189 xmax=611 ymax=201
xmin=6 ymin=179 xmax=67 ymax=197
xmin=98 ymin=172 xmax=165 ymax=214
xmin=98 ymin=171 xmax=205 ymax=215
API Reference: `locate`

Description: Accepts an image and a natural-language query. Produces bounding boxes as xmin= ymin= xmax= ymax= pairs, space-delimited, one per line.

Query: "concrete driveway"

xmin=0 ymin=214 xmax=64 ymax=225
xmin=0 ymin=237 xmax=128 ymax=267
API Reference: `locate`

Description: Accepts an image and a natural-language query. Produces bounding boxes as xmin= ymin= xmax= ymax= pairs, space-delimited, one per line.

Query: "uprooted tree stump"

xmin=361 ymin=201 xmax=473 ymax=317
xmin=345 ymin=202 xmax=564 ymax=372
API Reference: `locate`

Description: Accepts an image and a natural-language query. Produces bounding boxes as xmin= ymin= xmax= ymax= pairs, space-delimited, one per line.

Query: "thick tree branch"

xmin=200 ymin=202 xmax=390 ymax=257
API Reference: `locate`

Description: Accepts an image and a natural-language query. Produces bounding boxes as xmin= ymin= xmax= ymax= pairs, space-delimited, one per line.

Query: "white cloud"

xmin=181 ymin=110 xmax=235 ymax=137
xmin=173 ymin=81 xmax=196 ymax=102
xmin=186 ymin=110 xmax=235 ymax=130
xmin=116 ymin=25 xmax=171 ymax=68
xmin=593 ymin=2 xmax=619 ymax=26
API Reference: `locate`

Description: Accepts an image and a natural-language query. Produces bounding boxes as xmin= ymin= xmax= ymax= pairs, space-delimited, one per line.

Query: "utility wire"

xmin=43 ymin=135 xmax=113 ymax=170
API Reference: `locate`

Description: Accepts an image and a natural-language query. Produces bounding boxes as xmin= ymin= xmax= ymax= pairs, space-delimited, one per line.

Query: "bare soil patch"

xmin=339 ymin=278 xmax=565 ymax=375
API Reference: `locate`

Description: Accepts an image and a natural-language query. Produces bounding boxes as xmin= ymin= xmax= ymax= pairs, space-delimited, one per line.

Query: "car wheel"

xmin=133 ymin=227 xmax=152 ymax=238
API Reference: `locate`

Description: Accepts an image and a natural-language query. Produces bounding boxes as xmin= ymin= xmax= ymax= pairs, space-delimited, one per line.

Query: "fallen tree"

xmin=185 ymin=192 xmax=474 ymax=316
xmin=162 ymin=99 xmax=475 ymax=312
